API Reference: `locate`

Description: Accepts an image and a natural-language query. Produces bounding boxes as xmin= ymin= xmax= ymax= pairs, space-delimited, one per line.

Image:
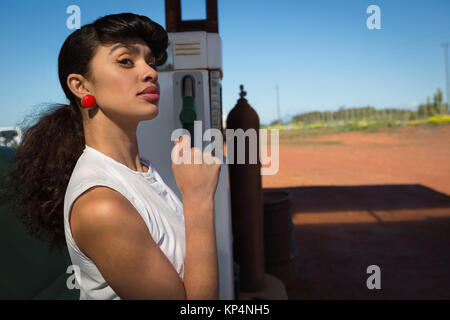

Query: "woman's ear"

xmin=67 ymin=73 xmax=91 ymax=100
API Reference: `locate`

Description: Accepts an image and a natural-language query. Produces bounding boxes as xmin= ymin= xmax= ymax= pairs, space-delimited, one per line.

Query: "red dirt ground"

xmin=261 ymin=125 xmax=450 ymax=299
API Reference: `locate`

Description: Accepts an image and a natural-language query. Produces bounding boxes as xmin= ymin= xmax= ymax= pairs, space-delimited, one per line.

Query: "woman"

xmin=1 ymin=13 xmax=221 ymax=300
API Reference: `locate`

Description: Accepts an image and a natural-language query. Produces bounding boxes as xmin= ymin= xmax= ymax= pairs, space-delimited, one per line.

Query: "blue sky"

xmin=1 ymin=0 xmax=449 ymax=126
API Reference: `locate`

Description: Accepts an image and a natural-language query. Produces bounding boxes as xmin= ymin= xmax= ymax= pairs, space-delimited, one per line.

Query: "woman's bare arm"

xmin=70 ymin=186 xmax=187 ymax=299
xmin=182 ymin=197 xmax=218 ymax=299
xmin=71 ymin=185 xmax=219 ymax=299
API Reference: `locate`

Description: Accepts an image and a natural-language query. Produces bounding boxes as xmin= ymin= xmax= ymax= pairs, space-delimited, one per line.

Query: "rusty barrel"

xmin=263 ymin=190 xmax=299 ymax=288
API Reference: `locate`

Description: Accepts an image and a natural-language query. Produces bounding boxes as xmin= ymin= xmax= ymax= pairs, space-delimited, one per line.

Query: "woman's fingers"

xmin=172 ymin=135 xmax=189 ymax=163
xmin=172 ymin=134 xmax=221 ymax=165
xmin=203 ymin=152 xmax=221 ymax=165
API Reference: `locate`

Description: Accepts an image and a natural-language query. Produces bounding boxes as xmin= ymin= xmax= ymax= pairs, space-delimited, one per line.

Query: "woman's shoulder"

xmin=67 ymin=150 xmax=118 ymax=190
xmin=64 ymin=151 xmax=127 ymax=214
xmin=69 ymin=184 xmax=141 ymax=256
xmin=71 ymin=184 xmax=134 ymax=220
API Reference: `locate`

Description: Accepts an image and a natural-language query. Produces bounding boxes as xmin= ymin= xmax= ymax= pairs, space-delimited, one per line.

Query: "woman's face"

xmin=83 ymin=37 xmax=160 ymax=122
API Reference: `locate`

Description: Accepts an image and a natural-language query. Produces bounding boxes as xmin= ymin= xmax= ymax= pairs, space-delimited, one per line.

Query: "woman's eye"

xmin=118 ymin=58 xmax=133 ymax=66
xmin=118 ymin=59 xmax=156 ymax=69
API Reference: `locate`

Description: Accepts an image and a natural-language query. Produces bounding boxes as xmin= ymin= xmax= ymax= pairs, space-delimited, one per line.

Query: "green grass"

xmin=262 ymin=117 xmax=450 ymax=137
xmin=279 ymin=127 xmax=335 ymax=139
xmin=260 ymin=116 xmax=450 ymax=146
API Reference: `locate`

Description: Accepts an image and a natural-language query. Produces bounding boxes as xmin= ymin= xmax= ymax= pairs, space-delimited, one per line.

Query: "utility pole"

xmin=442 ymin=43 xmax=449 ymax=114
xmin=276 ymin=83 xmax=281 ymax=124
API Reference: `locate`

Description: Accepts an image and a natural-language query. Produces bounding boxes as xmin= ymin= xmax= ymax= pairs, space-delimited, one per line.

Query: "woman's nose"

xmin=142 ymin=62 xmax=158 ymax=82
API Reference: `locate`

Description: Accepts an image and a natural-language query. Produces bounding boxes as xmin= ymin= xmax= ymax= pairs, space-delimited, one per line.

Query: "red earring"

xmin=81 ymin=94 xmax=96 ymax=108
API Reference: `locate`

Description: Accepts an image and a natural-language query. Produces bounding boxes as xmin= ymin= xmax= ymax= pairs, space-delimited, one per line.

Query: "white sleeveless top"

xmin=63 ymin=144 xmax=186 ymax=300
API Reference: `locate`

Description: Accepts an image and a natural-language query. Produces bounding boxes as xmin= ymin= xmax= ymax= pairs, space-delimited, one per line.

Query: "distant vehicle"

xmin=0 ymin=127 xmax=22 ymax=148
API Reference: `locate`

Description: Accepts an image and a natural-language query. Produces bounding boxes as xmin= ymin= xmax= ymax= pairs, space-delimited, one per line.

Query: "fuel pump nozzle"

xmin=179 ymin=76 xmax=197 ymax=147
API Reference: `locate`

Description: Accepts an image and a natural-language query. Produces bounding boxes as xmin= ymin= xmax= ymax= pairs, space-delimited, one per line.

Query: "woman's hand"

xmin=171 ymin=134 xmax=221 ymax=203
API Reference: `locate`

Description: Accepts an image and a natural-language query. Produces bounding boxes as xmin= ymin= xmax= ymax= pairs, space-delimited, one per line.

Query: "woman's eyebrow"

xmin=109 ymin=43 xmax=153 ymax=58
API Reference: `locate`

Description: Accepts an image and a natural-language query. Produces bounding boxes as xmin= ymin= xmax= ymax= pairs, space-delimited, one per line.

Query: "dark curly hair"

xmin=0 ymin=13 xmax=168 ymax=251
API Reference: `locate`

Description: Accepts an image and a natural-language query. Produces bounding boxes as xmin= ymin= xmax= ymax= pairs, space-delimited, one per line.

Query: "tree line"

xmin=271 ymin=88 xmax=449 ymax=125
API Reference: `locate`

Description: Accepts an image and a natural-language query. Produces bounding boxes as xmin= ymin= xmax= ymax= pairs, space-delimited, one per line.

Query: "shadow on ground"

xmin=263 ymin=184 xmax=450 ymax=299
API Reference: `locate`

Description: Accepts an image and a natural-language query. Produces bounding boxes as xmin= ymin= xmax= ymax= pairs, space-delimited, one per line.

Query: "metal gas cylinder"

xmin=226 ymin=85 xmax=264 ymax=292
